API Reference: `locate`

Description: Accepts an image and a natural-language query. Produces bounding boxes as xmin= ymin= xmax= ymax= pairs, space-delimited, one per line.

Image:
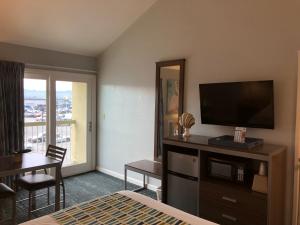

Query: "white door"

xmin=54 ymin=76 xmax=96 ymax=176
xmin=24 ymin=69 xmax=96 ymax=177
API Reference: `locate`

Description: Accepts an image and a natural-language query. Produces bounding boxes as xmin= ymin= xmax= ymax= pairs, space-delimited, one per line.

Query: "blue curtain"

xmin=0 ymin=61 xmax=25 ymax=156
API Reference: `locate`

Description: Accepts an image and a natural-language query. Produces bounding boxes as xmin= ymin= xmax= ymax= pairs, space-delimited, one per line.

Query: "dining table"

xmin=0 ymin=153 xmax=61 ymax=211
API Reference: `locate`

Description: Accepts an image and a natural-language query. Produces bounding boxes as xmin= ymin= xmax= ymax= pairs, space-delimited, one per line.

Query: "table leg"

xmin=133 ymin=173 xmax=146 ymax=192
xmin=143 ymin=174 xmax=146 ymax=189
xmin=124 ymin=167 xmax=127 ymax=190
xmin=12 ymin=193 xmax=16 ymax=225
xmin=55 ymin=166 xmax=60 ymax=211
xmin=31 ymin=171 xmax=36 ymax=210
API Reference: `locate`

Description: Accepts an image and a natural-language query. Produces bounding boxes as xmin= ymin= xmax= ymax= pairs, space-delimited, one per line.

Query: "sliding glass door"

xmin=24 ymin=69 xmax=96 ymax=177
xmin=24 ymin=77 xmax=48 ymax=154
xmin=55 ymin=79 xmax=93 ymax=176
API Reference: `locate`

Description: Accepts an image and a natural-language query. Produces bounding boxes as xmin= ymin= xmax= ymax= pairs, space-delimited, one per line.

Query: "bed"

xmin=20 ymin=191 xmax=218 ymax=225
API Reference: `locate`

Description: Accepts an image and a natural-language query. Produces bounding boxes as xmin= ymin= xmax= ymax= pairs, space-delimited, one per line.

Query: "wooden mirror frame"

xmin=154 ymin=59 xmax=185 ymax=161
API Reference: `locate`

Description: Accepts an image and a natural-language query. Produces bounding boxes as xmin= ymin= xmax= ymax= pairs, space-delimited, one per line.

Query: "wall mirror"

xmin=154 ymin=59 xmax=185 ymax=161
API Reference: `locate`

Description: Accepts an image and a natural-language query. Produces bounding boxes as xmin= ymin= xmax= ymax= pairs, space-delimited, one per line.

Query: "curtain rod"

xmin=25 ymin=63 xmax=97 ymax=75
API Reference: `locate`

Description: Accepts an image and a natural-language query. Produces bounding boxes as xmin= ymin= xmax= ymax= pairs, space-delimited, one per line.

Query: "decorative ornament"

xmin=179 ymin=112 xmax=195 ymax=138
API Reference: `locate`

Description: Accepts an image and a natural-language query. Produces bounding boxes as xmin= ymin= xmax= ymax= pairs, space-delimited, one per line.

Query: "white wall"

xmin=0 ymin=42 xmax=97 ymax=72
xmin=97 ymin=0 xmax=300 ymax=223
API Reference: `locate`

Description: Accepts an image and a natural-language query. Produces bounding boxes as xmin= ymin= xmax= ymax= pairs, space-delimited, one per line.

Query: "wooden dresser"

xmin=162 ymin=135 xmax=286 ymax=225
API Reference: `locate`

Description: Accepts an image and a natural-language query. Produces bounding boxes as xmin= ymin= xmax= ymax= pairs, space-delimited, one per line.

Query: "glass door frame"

xmin=25 ymin=68 xmax=97 ymax=177
xmin=51 ymin=71 xmax=96 ymax=177
xmin=24 ymin=70 xmax=50 ymax=153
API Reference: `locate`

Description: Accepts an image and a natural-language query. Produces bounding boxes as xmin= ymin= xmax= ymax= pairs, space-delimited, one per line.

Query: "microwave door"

xmin=209 ymin=160 xmax=234 ymax=181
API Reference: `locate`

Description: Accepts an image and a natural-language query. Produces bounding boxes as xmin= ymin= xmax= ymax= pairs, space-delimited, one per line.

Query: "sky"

xmin=24 ymin=79 xmax=72 ymax=91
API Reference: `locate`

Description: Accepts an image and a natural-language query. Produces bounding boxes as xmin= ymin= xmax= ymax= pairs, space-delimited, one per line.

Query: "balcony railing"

xmin=24 ymin=120 xmax=76 ymax=165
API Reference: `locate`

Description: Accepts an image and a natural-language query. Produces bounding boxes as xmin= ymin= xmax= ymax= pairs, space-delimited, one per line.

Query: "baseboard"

xmin=96 ymin=166 xmax=159 ymax=192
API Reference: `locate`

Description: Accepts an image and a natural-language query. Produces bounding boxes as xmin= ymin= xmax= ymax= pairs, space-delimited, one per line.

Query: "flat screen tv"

xmin=199 ymin=80 xmax=274 ymax=129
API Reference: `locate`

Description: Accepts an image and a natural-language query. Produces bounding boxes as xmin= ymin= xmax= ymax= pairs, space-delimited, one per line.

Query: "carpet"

xmin=16 ymin=171 xmax=156 ymax=224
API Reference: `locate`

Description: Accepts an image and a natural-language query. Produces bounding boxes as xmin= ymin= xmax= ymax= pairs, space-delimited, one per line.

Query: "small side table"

xmin=124 ymin=160 xmax=162 ymax=192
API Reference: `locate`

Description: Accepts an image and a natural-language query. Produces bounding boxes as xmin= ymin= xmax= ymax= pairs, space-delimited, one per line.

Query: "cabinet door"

xmin=167 ymin=173 xmax=198 ymax=215
xmin=168 ymin=151 xmax=199 ymax=177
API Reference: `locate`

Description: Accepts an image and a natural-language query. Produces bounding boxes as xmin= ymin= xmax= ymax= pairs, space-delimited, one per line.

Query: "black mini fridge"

xmin=167 ymin=151 xmax=198 ymax=215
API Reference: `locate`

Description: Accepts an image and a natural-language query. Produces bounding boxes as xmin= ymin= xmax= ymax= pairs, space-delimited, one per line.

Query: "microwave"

xmin=207 ymin=157 xmax=247 ymax=183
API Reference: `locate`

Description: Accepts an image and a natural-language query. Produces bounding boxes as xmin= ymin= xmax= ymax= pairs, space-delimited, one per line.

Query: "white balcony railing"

xmin=24 ymin=120 xmax=76 ymax=165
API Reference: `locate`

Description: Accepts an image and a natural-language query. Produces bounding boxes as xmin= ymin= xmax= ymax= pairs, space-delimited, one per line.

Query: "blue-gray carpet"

xmin=16 ymin=171 xmax=156 ymax=224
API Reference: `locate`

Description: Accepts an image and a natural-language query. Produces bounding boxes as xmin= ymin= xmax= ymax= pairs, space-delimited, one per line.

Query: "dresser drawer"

xmin=200 ymin=180 xmax=267 ymax=217
xmin=199 ymin=198 xmax=267 ymax=225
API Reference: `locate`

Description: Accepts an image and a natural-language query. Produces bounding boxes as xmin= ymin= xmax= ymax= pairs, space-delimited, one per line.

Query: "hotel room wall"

xmin=0 ymin=42 xmax=97 ymax=72
xmin=97 ymin=0 xmax=300 ymax=223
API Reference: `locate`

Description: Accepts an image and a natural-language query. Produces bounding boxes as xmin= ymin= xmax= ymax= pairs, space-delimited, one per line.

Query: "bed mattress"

xmin=20 ymin=191 xmax=218 ymax=225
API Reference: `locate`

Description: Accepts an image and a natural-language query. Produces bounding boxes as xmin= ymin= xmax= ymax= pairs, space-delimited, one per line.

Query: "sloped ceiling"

xmin=0 ymin=0 xmax=157 ymax=56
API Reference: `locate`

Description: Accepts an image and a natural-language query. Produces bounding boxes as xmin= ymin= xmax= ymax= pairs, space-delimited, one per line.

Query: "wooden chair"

xmin=0 ymin=183 xmax=16 ymax=225
xmin=17 ymin=145 xmax=67 ymax=219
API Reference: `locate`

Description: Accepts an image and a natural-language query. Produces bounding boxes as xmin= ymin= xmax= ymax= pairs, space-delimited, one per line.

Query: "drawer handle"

xmin=222 ymin=214 xmax=237 ymax=222
xmin=222 ymin=196 xmax=237 ymax=203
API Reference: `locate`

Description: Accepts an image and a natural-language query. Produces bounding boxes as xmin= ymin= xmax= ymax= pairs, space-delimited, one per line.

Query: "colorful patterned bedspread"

xmin=52 ymin=193 xmax=190 ymax=225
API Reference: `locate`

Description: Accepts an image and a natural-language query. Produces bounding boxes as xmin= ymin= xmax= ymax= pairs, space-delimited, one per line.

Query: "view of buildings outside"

xmin=24 ymin=79 xmax=73 ymax=160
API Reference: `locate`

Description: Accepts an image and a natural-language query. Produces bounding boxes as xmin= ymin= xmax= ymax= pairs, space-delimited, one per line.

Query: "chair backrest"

xmin=46 ymin=145 xmax=67 ymax=166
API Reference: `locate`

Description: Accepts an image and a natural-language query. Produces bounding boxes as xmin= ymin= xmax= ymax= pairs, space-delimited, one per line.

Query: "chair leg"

xmin=28 ymin=191 xmax=32 ymax=220
xmin=61 ymin=181 xmax=66 ymax=209
xmin=47 ymin=187 xmax=50 ymax=205
xmin=12 ymin=194 xmax=16 ymax=225
xmin=13 ymin=175 xmax=18 ymax=192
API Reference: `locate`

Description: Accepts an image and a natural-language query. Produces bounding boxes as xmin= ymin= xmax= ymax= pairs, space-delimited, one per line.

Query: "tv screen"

xmin=199 ymin=80 xmax=274 ymax=129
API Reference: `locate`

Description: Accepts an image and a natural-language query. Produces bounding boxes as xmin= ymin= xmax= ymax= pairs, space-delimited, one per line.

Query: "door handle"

xmin=222 ymin=214 xmax=237 ymax=222
xmin=222 ymin=196 xmax=237 ymax=203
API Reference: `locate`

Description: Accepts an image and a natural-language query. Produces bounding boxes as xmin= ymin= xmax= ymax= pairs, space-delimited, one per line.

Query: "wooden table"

xmin=124 ymin=160 xmax=162 ymax=192
xmin=0 ymin=153 xmax=61 ymax=211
